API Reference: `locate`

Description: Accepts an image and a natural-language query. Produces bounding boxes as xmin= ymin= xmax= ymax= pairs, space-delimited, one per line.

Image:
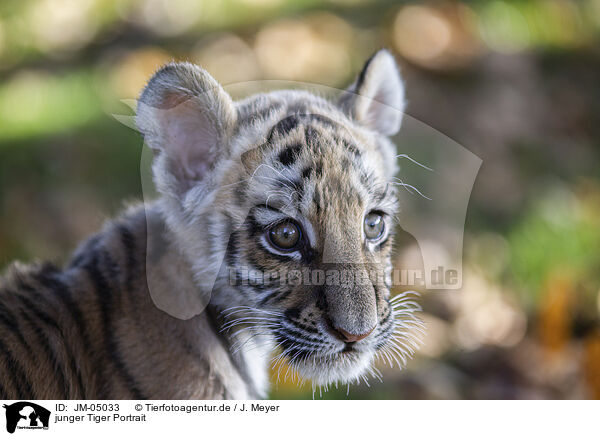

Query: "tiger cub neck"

xmin=72 ymin=203 xmax=272 ymax=399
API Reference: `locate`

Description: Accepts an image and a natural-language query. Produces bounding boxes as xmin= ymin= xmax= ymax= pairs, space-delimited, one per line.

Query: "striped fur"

xmin=0 ymin=207 xmax=267 ymax=399
xmin=0 ymin=50 xmax=422 ymax=399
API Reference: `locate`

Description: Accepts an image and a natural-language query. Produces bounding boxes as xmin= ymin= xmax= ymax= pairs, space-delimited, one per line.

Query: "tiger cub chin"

xmin=0 ymin=49 xmax=422 ymax=400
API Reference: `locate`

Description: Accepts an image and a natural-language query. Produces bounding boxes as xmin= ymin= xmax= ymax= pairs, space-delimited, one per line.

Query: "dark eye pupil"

xmin=269 ymin=222 xmax=300 ymax=250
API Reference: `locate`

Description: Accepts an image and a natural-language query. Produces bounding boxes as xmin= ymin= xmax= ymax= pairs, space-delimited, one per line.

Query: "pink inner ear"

xmin=159 ymin=96 xmax=218 ymax=183
xmin=158 ymin=89 xmax=193 ymax=110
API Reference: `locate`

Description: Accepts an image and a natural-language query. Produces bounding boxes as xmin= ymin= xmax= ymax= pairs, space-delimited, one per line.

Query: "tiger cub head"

xmin=137 ymin=50 xmax=422 ymax=387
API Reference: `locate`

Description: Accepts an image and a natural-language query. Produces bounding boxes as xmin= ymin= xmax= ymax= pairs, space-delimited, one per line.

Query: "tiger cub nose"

xmin=332 ymin=325 xmax=376 ymax=343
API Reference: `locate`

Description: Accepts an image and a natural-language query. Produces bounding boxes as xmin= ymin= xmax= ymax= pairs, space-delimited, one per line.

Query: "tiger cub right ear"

xmin=339 ymin=49 xmax=406 ymax=136
xmin=136 ymin=62 xmax=237 ymax=196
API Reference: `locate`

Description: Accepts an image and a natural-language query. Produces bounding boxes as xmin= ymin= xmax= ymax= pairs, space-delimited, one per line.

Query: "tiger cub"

xmin=0 ymin=50 xmax=422 ymax=399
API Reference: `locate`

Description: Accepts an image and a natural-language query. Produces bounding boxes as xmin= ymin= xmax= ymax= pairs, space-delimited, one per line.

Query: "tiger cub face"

xmin=137 ymin=50 xmax=421 ymax=387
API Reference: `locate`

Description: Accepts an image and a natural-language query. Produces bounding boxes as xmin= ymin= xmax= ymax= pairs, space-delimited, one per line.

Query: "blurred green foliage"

xmin=509 ymin=185 xmax=600 ymax=303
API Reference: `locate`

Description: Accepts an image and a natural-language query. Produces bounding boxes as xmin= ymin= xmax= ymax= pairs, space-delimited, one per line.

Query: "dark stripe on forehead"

xmin=278 ymin=142 xmax=302 ymax=166
xmin=268 ymin=116 xmax=299 ymax=142
xmin=267 ymin=113 xmax=339 ymax=143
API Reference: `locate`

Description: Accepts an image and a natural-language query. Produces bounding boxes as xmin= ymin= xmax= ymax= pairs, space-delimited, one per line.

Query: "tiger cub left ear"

xmin=340 ymin=49 xmax=406 ymax=136
xmin=136 ymin=62 xmax=237 ymax=197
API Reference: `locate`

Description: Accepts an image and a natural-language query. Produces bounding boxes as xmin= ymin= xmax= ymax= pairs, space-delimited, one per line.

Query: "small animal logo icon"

xmin=2 ymin=402 xmax=50 ymax=433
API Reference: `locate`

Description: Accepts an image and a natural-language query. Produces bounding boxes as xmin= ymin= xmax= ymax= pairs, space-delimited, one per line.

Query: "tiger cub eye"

xmin=268 ymin=221 xmax=301 ymax=250
xmin=364 ymin=212 xmax=385 ymax=240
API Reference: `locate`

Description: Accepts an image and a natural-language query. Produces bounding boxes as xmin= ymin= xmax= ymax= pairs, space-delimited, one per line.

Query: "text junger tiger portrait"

xmin=0 ymin=49 xmax=422 ymax=399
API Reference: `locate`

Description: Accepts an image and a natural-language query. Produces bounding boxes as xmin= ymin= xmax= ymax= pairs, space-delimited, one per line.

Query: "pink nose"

xmin=333 ymin=326 xmax=375 ymax=343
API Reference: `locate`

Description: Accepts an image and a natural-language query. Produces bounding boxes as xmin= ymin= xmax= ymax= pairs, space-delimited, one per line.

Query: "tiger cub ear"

xmin=136 ymin=62 xmax=237 ymax=196
xmin=340 ymin=49 xmax=406 ymax=136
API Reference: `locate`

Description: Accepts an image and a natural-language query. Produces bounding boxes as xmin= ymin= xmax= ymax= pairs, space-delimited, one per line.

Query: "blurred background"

xmin=1 ymin=0 xmax=599 ymax=399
